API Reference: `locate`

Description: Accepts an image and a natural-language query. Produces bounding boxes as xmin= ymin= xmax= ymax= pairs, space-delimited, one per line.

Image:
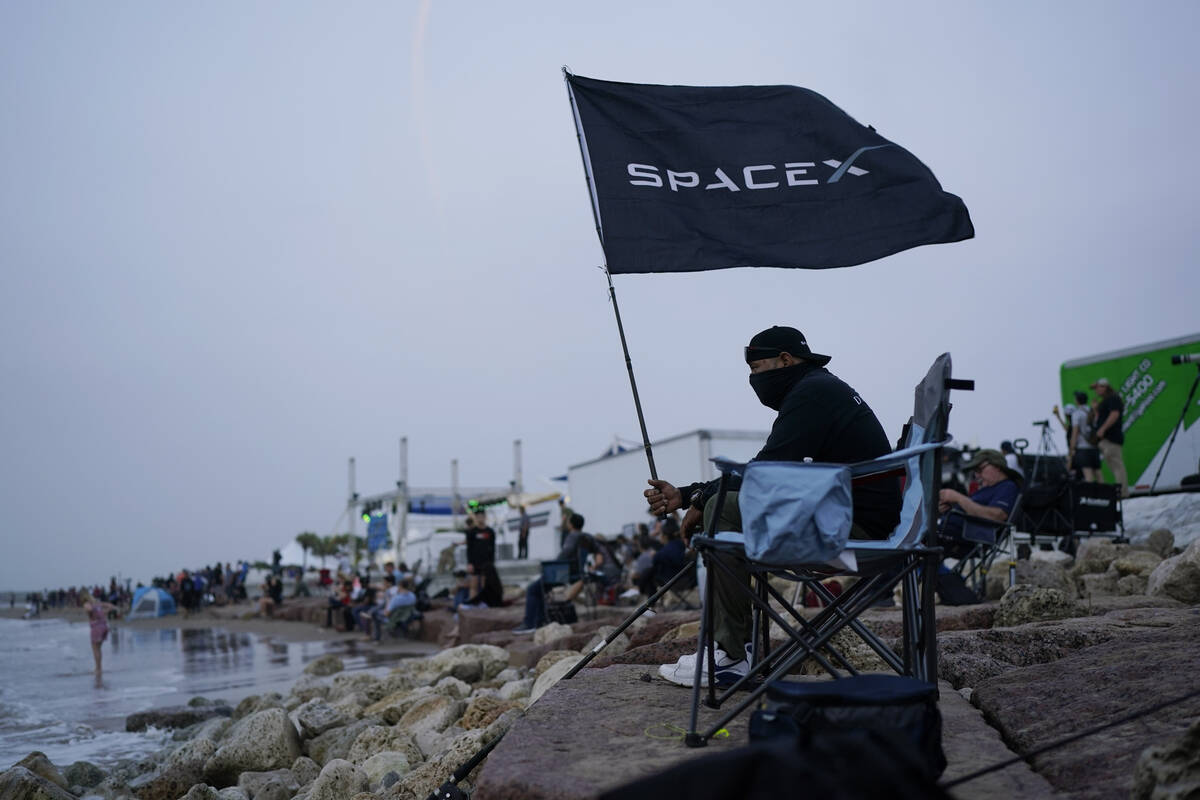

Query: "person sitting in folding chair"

xmin=644 ymin=326 xmax=901 ymax=687
xmin=936 ymin=448 xmax=1022 ymax=559
xmin=512 ymin=512 xmax=592 ymax=634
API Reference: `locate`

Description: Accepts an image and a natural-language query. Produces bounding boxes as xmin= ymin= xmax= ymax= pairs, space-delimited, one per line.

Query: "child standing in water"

xmin=80 ymin=591 xmax=118 ymax=676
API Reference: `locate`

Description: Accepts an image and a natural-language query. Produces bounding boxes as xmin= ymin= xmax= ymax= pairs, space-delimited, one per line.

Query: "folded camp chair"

xmin=943 ymin=489 xmax=1025 ymax=598
xmin=682 ymin=353 xmax=970 ymax=747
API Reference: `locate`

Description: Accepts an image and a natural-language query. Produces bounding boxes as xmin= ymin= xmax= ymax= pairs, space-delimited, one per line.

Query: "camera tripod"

xmin=1027 ymin=419 xmax=1062 ymax=485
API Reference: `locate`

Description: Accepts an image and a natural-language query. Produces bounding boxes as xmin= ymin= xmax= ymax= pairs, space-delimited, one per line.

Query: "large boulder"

xmin=303 ymin=655 xmax=344 ymax=677
xmin=533 ymin=650 xmax=581 ymax=676
xmin=583 ymin=626 xmax=631 ymax=658
xmin=459 ymin=695 xmax=524 ymax=730
xmin=346 ymin=725 xmax=423 ymax=768
xmin=1132 ymin=718 xmax=1200 ymax=799
xmin=1073 ymin=539 xmax=1125 ymax=575
xmin=166 ymin=738 xmax=217 ymax=773
xmin=231 ymin=694 xmax=284 ymax=722
xmin=11 ymin=753 xmax=68 ymax=790
xmin=130 ymin=763 xmax=207 ymax=800
xmin=531 ymin=623 xmax=573 ymax=647
xmin=291 ymin=756 xmax=320 ymax=786
xmin=1145 ymin=528 xmax=1176 ymax=558
xmin=127 ymin=704 xmax=233 ymax=732
xmin=422 ymin=644 xmax=510 ymax=684
xmin=236 ymin=768 xmax=299 ymax=800
xmin=360 ymin=752 xmax=413 ymax=791
xmin=203 ymin=708 xmax=302 ymax=787
xmin=1111 ymin=550 xmax=1164 ymax=577
xmin=396 ymin=695 xmax=466 ymax=741
xmin=1079 ymin=571 xmax=1120 ymax=598
xmin=985 ymin=558 xmax=1076 ymax=601
xmin=307 ymin=759 xmax=367 ymax=800
xmin=529 ymin=655 xmax=583 ymax=704
xmin=304 ymin=717 xmax=381 ymax=765
xmin=327 ymin=672 xmax=384 ymax=704
xmin=288 ymin=699 xmax=354 ymax=740
xmin=993 ymin=585 xmax=1080 ymax=627
xmin=0 ymin=766 xmax=75 ymax=800
xmin=63 ymin=760 xmax=106 ymax=791
xmin=1147 ymin=540 xmax=1200 ymax=604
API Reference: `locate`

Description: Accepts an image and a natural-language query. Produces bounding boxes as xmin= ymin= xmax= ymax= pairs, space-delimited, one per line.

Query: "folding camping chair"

xmin=944 ymin=490 xmax=1025 ymax=598
xmin=682 ymin=353 xmax=970 ymax=747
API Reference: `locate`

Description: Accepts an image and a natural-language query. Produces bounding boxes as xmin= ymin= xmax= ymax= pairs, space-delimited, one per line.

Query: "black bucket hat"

xmin=745 ymin=326 xmax=832 ymax=366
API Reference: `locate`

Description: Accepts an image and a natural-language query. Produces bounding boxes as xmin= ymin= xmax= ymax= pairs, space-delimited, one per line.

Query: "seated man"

xmin=644 ymin=326 xmax=901 ymax=687
xmin=512 ymin=512 xmax=591 ymax=633
xmin=937 ymin=448 xmax=1022 ymax=559
xmin=375 ymin=577 xmax=420 ymax=640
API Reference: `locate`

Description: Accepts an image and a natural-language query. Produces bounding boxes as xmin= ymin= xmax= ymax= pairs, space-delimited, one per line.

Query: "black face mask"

xmin=748 ymin=363 xmax=812 ymax=410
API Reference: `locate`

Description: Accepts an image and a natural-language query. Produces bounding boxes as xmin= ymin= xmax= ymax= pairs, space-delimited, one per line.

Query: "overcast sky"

xmin=2 ymin=1 xmax=1196 ymax=591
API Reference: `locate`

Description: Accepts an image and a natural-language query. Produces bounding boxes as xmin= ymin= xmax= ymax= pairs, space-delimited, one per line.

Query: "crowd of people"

xmin=322 ymin=560 xmax=425 ymax=642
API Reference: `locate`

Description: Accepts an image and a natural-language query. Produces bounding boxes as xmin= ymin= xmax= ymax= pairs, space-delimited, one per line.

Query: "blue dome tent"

xmin=126 ymin=586 xmax=177 ymax=619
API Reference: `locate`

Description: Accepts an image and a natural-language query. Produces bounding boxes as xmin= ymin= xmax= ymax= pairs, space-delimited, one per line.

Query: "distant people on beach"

xmin=518 ymin=505 xmax=530 ymax=560
xmin=80 ymin=590 xmax=118 ymax=676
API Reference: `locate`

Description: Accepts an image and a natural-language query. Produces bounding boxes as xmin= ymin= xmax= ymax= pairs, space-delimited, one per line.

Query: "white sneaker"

xmin=671 ymin=641 xmax=752 ymax=671
xmin=658 ymin=645 xmax=750 ymax=688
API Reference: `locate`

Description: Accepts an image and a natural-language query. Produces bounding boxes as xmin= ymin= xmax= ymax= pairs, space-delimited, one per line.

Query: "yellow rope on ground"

xmin=643 ymin=723 xmax=730 ymax=740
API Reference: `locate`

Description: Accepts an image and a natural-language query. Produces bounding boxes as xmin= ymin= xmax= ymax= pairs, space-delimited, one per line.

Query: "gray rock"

xmin=166 ymin=738 xmax=217 ymax=773
xmin=1079 ymin=571 xmax=1120 ymax=598
xmin=1073 ymin=539 xmax=1125 ymax=575
xmin=1147 ymin=539 xmax=1200 ymax=604
xmin=64 ymin=761 xmax=106 ymax=789
xmin=187 ymin=696 xmax=214 ymax=707
xmin=1132 ymin=718 xmax=1200 ymax=800
xmin=287 ymin=675 xmax=331 ymax=705
xmin=584 ymin=626 xmax=630 ymax=658
xmin=360 ymin=752 xmax=411 ymax=791
xmin=173 ymin=715 xmax=233 ymax=744
xmin=12 ymin=753 xmax=68 ymax=789
xmin=1111 ymin=550 xmax=1164 ymax=576
xmin=0 ymin=766 xmax=76 ymax=800
xmin=530 ymin=656 xmax=583 ymax=704
xmin=328 ymin=672 xmax=383 ymax=704
xmin=303 ymin=655 xmax=344 ymax=677
xmin=290 ymin=757 xmax=320 ymax=786
xmin=1146 ymin=528 xmax=1176 ymax=559
xmin=216 ymin=788 xmax=249 ymax=800
xmin=308 ymin=759 xmax=367 ymax=800
xmin=126 ymin=705 xmax=233 ymax=732
xmin=972 ymin=607 xmax=1200 ymax=798
xmin=203 ymin=708 xmax=302 ymax=788
xmin=397 ymin=695 xmax=466 ymax=741
xmin=288 ymin=699 xmax=354 ymax=740
xmin=231 ymin=693 xmax=284 ymax=722
xmin=531 ymin=623 xmax=573 ymax=647
xmin=347 ymin=726 xmax=423 ymax=768
xmin=380 ymin=771 xmax=401 ymax=789
xmin=179 ymin=785 xmax=222 ymax=800
xmin=236 ymin=768 xmax=298 ymax=800
xmin=433 ymin=676 xmax=472 ymax=700
xmin=496 ymin=678 xmax=533 ymax=701
xmin=1117 ymin=573 xmax=1150 ymax=596
xmin=422 ymin=644 xmax=510 ymax=684
xmin=993 ymin=585 xmax=1080 ymax=627
xmin=304 ymin=717 xmax=381 ymax=766
xmin=129 ymin=762 xmax=206 ymax=800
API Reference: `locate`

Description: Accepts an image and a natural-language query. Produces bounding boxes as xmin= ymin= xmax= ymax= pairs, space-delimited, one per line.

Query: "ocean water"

xmin=0 ymin=616 xmax=392 ymax=770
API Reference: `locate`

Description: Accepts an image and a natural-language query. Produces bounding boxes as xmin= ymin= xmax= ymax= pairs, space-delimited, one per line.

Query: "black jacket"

xmin=683 ymin=365 xmax=901 ymax=539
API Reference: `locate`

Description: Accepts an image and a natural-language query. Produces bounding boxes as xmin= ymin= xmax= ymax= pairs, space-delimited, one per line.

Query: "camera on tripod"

xmin=1032 ymin=419 xmax=1050 ymax=427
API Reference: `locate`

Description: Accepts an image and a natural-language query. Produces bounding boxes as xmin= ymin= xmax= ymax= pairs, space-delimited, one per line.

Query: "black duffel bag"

xmin=749 ymin=673 xmax=947 ymax=780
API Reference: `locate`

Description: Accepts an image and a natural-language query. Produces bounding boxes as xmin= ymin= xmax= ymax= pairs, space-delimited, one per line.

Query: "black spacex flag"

xmin=566 ymin=74 xmax=974 ymax=275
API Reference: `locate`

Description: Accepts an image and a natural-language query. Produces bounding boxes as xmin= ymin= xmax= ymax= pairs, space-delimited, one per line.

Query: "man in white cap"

xmin=1091 ymin=378 xmax=1127 ymax=497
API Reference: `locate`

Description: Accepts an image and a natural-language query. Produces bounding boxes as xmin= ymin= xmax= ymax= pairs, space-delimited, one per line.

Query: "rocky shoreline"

xmin=3 ymin=534 xmax=1199 ymax=800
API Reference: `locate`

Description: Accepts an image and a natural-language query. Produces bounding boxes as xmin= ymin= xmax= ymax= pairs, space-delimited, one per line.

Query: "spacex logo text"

xmin=626 ymin=145 xmax=892 ymax=192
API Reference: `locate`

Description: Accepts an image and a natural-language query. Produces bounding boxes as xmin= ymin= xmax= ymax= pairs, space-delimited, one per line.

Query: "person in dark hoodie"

xmin=643 ymin=326 xmax=901 ymax=687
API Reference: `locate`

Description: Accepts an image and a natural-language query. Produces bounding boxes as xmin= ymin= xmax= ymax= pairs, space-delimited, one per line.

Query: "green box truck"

xmin=1060 ymin=333 xmax=1200 ymax=494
